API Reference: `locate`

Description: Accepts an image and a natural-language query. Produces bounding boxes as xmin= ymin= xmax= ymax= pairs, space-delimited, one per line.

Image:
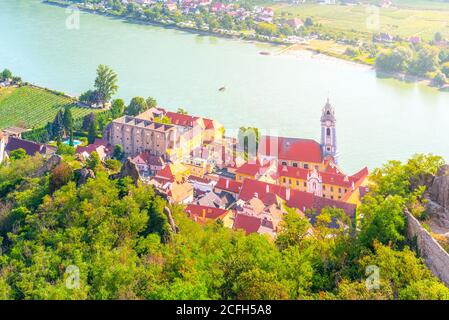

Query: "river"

xmin=0 ymin=0 xmax=448 ymax=172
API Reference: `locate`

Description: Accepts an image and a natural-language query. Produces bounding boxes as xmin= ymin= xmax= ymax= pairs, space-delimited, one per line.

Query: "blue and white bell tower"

xmin=320 ymin=98 xmax=338 ymax=163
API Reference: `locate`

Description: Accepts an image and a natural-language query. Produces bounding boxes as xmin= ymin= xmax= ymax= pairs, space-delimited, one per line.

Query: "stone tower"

xmin=320 ymin=98 xmax=338 ymax=162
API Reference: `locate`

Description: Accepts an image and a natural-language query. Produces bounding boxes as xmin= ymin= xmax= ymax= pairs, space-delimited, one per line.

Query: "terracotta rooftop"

xmin=259 ymin=135 xmax=323 ymax=163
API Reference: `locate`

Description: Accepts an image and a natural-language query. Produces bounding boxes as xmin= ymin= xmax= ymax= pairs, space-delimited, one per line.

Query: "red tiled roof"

xmin=238 ymin=179 xmax=356 ymax=217
xmin=233 ymin=213 xmax=261 ymax=235
xmin=132 ymin=151 xmax=164 ymax=166
xmin=76 ymin=138 xmax=110 ymax=155
xmin=188 ymin=175 xmax=211 ymax=184
xmin=235 ymin=160 xmax=269 ymax=177
xmin=155 ymin=165 xmax=174 ymax=181
xmin=165 ymin=112 xmax=199 ymax=127
xmin=203 ymin=118 xmax=215 ymax=130
xmin=215 ymin=178 xmax=242 ymax=194
xmin=259 ymin=136 xmax=322 ymax=163
xmin=185 ymin=204 xmax=227 ymax=221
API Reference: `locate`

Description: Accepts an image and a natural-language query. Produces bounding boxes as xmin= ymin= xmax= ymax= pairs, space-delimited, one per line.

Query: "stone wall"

xmin=405 ymin=210 xmax=449 ymax=287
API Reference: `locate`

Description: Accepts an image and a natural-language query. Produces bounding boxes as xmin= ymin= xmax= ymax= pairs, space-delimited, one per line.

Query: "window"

xmin=282 ymin=178 xmax=286 ymax=183
xmin=292 ymin=163 xmax=298 ymax=167
xmin=296 ymin=181 xmax=299 ymax=186
xmin=289 ymin=179 xmax=292 ymax=184
xmin=326 ymin=128 xmax=331 ymax=136
xmin=339 ymin=188 xmax=342 ymax=193
xmin=331 ymin=187 xmax=334 ymax=192
xmin=304 ymin=164 xmax=309 ymax=169
xmin=331 ymin=196 xmax=334 ymax=199
xmin=282 ymin=161 xmax=287 ymax=166
xmin=323 ymin=185 xmax=326 ymax=190
xmin=304 ymin=182 xmax=307 ymax=187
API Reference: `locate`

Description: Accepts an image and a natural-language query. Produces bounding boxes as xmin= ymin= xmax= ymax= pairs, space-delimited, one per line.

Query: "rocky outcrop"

xmin=424 ymin=165 xmax=449 ymax=228
xmin=34 ymin=154 xmax=62 ymax=177
xmin=75 ymin=168 xmax=96 ymax=186
xmin=112 ymin=158 xmax=141 ymax=184
xmin=164 ymin=206 xmax=178 ymax=234
xmin=429 ymin=165 xmax=449 ymax=209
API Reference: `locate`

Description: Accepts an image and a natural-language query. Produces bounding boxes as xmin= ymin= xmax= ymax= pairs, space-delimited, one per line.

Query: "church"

xmin=254 ymin=99 xmax=369 ymax=205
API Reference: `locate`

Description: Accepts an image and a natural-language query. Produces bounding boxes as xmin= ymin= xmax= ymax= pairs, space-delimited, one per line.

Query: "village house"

xmin=131 ymin=151 xmax=165 ymax=177
xmin=76 ymin=138 xmax=112 ymax=161
xmin=184 ymin=204 xmax=232 ymax=225
xmin=237 ymin=178 xmax=357 ymax=219
xmin=5 ymin=137 xmax=56 ymax=158
xmin=214 ymin=177 xmax=242 ymax=198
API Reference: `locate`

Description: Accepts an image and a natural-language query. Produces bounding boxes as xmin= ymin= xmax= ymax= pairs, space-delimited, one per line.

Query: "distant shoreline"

xmin=43 ymin=0 xmax=447 ymax=91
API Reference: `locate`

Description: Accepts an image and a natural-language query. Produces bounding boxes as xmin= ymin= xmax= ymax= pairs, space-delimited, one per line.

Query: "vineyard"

xmin=0 ymin=86 xmax=95 ymax=130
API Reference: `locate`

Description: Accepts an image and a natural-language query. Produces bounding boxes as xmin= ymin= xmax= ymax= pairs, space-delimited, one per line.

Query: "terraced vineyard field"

xmin=0 ymin=86 xmax=95 ymax=129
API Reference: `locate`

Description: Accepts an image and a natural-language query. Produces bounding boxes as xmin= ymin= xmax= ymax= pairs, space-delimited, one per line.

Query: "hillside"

xmin=0 ymin=86 xmax=94 ymax=130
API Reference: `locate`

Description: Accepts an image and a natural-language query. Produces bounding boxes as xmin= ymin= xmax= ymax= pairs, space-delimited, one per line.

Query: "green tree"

xmin=126 ymin=97 xmax=147 ymax=116
xmin=113 ymin=144 xmax=124 ymax=160
xmin=63 ymin=107 xmax=74 ymax=145
xmin=9 ymin=148 xmax=27 ymax=161
xmin=94 ymin=64 xmax=118 ymax=104
xmin=111 ymin=99 xmax=125 ymax=118
xmin=87 ymin=117 xmax=98 ymax=144
xmin=86 ymin=151 xmax=101 ymax=170
xmin=145 ymin=96 xmax=157 ymax=109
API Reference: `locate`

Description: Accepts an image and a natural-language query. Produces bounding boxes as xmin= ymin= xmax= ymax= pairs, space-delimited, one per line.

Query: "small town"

xmin=1 ymin=0 xmax=449 ymax=304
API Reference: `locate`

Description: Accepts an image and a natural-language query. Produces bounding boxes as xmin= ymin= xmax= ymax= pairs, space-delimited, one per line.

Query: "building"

xmin=185 ymin=204 xmax=230 ymax=224
xmin=107 ymin=115 xmax=177 ymax=159
xmin=76 ymin=138 xmax=112 ymax=161
xmin=258 ymin=99 xmax=339 ymax=168
xmin=214 ymin=178 xmax=242 ymax=198
xmin=320 ymin=98 xmax=338 ymax=162
xmin=131 ymin=151 xmax=165 ymax=177
xmin=237 ymin=178 xmax=357 ymax=218
xmin=0 ymin=133 xmax=6 ymax=165
xmin=5 ymin=137 xmax=56 ymax=157
xmin=277 ymin=164 xmax=369 ymax=204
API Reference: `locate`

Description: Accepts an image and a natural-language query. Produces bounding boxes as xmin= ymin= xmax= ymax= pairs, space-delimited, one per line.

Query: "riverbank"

xmin=44 ymin=0 xmax=445 ymax=91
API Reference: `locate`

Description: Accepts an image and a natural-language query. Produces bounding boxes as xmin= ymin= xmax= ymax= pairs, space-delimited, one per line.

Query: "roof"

xmin=238 ymin=178 xmax=356 ymax=217
xmin=215 ymin=178 xmax=242 ymax=194
xmin=235 ymin=160 xmax=269 ymax=177
xmin=165 ymin=112 xmax=199 ymax=127
xmin=132 ymin=151 xmax=165 ymax=167
xmin=233 ymin=213 xmax=262 ymax=235
xmin=259 ymin=136 xmax=323 ymax=163
xmin=155 ymin=165 xmax=174 ymax=181
xmin=278 ymin=165 xmax=369 ymax=189
xmin=185 ymin=204 xmax=227 ymax=221
xmin=203 ymin=118 xmax=215 ymax=130
xmin=76 ymin=139 xmax=110 ymax=156
xmin=5 ymin=137 xmax=46 ymax=156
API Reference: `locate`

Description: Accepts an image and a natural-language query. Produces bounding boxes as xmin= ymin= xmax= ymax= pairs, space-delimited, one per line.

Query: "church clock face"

xmin=326 ymin=120 xmax=331 ymax=126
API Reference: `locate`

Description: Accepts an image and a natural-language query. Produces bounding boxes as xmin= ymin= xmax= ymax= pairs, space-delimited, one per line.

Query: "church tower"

xmin=320 ymin=98 xmax=338 ymax=162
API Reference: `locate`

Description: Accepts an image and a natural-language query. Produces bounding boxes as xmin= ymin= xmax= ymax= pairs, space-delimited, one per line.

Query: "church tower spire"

xmin=320 ymin=98 xmax=338 ymax=162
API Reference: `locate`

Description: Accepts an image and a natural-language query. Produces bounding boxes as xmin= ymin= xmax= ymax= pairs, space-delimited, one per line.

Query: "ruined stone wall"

xmin=405 ymin=210 xmax=449 ymax=287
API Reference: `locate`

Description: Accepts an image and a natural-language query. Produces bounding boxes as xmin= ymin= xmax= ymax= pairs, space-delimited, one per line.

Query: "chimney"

xmin=254 ymin=192 xmax=258 ymax=198
xmin=226 ymin=179 xmax=230 ymax=189
xmin=286 ymin=188 xmax=291 ymax=201
xmin=266 ymin=184 xmax=270 ymax=193
xmin=202 ymin=209 xmax=206 ymax=222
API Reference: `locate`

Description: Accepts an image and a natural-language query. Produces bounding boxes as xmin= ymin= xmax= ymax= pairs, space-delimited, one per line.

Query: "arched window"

xmin=326 ymin=128 xmax=331 ymax=136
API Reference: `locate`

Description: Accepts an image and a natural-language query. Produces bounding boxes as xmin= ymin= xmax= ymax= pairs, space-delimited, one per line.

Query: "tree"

xmin=432 ymin=70 xmax=446 ymax=87
xmin=9 ymin=148 xmax=27 ymax=161
xmin=49 ymin=162 xmax=73 ymax=192
xmin=86 ymin=151 xmax=101 ymax=170
xmin=410 ymin=45 xmax=439 ymax=76
xmin=126 ymin=97 xmax=147 ymax=116
xmin=375 ymin=46 xmax=413 ymax=73
xmin=256 ymin=22 xmax=277 ymax=36
xmin=304 ymin=17 xmax=313 ymax=27
xmin=87 ymin=117 xmax=98 ymax=144
xmin=111 ymin=99 xmax=125 ymax=118
xmin=434 ymin=31 xmax=443 ymax=44
xmin=63 ymin=107 xmax=74 ymax=145
xmin=113 ymin=144 xmax=124 ymax=160
xmin=94 ymin=64 xmax=118 ymax=104
xmin=52 ymin=110 xmax=65 ymax=142
xmin=145 ymin=96 xmax=157 ymax=109
xmin=177 ymin=108 xmax=187 ymax=115
xmin=1 ymin=69 xmax=12 ymax=80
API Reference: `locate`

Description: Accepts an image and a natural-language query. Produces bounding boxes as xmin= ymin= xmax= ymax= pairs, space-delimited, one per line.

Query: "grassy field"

xmin=272 ymin=2 xmax=449 ymax=40
xmin=0 ymin=86 xmax=95 ymax=130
